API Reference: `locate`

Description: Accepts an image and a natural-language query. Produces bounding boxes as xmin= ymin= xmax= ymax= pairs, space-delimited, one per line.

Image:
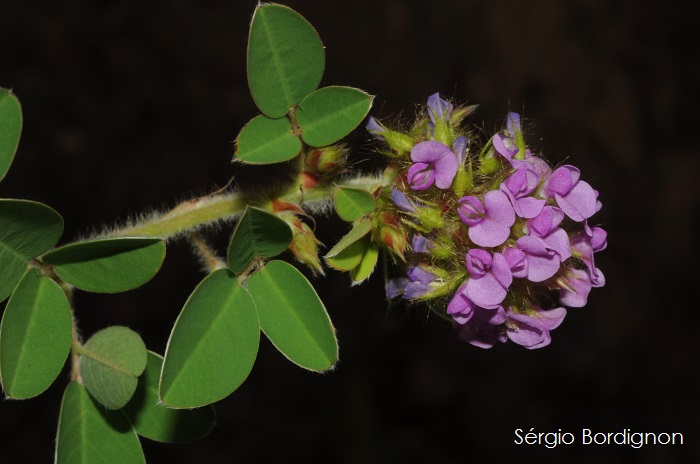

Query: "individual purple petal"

xmin=500 ymin=169 xmax=546 ymax=219
xmin=526 ymin=206 xmax=565 ymax=237
xmin=542 ymin=228 xmax=572 ymax=262
xmin=366 ymin=116 xmax=386 ymax=135
xmin=409 ymin=141 xmax=458 ymax=190
xmin=406 ymin=266 xmax=436 ymax=284
xmin=464 ymin=252 xmax=512 ymax=308
xmin=555 ymin=180 xmax=599 ymax=222
xmin=465 ymin=190 xmax=515 ymax=247
xmin=591 ymin=226 xmax=608 ymax=252
xmin=391 ymin=188 xmax=416 ymax=212
xmin=506 ymin=112 xmax=521 ymax=138
xmin=412 ymin=235 xmax=431 ymax=253
xmin=402 ymin=266 xmax=438 ymax=300
xmin=433 ymin=152 xmax=459 ymax=189
xmin=544 ymin=165 xmax=580 ymax=197
xmin=492 ymin=134 xmax=516 ymax=162
xmin=516 ymin=235 xmax=561 ymax=282
xmin=511 ymin=155 xmax=552 ymax=180
xmin=411 ymin=141 xmax=451 ymax=164
xmin=456 ymin=305 xmax=507 ymax=348
xmin=506 ymin=306 xmax=566 ymax=349
xmin=457 ymin=196 xmax=485 ymax=226
xmin=558 ymin=269 xmax=593 ymax=307
xmin=427 ymin=92 xmax=453 ymax=124
xmin=465 ymin=248 xmax=491 ymax=276
xmin=453 ymin=136 xmax=467 ymax=163
xmin=447 ymin=283 xmax=475 ymax=324
xmin=407 ymin=162 xmax=435 ymax=190
xmin=503 ymin=247 xmax=528 ymax=278
xmin=404 ymin=282 xmax=433 ymax=299
xmin=386 ymin=277 xmax=409 ymax=299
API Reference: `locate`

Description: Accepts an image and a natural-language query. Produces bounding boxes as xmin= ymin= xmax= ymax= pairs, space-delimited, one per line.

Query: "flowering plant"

xmin=0 ymin=3 xmax=606 ymax=462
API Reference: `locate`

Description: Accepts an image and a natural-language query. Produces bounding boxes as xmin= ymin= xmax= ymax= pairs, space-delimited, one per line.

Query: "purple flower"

xmin=391 ymin=188 xmax=417 ymax=212
xmin=447 ymin=283 xmax=476 ymax=324
xmin=524 ymin=206 xmax=572 ymax=261
xmin=412 ymin=235 xmax=432 ymax=253
xmin=366 ymin=116 xmax=386 ymax=136
xmin=403 ymin=267 xmax=438 ymax=299
xmin=427 ymin=93 xmax=453 ymax=125
xmin=408 ymin=141 xmax=458 ymax=190
xmin=503 ymin=247 xmax=528 ymax=279
xmin=515 ymin=235 xmax=564 ymax=282
xmin=386 ymin=277 xmax=410 ymax=299
xmin=506 ymin=306 xmax=567 ymax=349
xmin=559 ymin=267 xmax=605 ymax=307
xmin=492 ymin=112 xmax=523 ymax=162
xmin=570 ymin=229 xmax=605 ymax=285
xmin=452 ymin=136 xmax=468 ymax=164
xmin=456 ymin=305 xmax=507 ymax=349
xmin=463 ymin=249 xmax=512 ymax=308
xmin=543 ymin=165 xmax=601 ymax=222
xmin=457 ymin=190 xmax=515 ymax=247
xmin=500 ymin=168 xmax=546 ymax=218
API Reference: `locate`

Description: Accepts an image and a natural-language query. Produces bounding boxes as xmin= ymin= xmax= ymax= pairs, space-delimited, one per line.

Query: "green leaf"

xmin=227 ymin=206 xmax=292 ymax=273
xmin=42 ymin=238 xmax=165 ymax=293
xmin=79 ymin=326 xmax=148 ymax=410
xmin=0 ymin=199 xmax=63 ymax=302
xmin=123 ymin=351 xmax=216 ymax=443
xmin=351 ymin=236 xmax=379 ymax=284
xmin=325 ymin=237 xmax=364 ymax=271
xmin=55 ymin=382 xmax=145 ymax=464
xmin=248 ymin=260 xmax=337 ymax=371
xmin=0 ymin=89 xmax=22 ymax=183
xmin=0 ymin=270 xmax=72 ymax=399
xmin=297 ymin=86 xmax=373 ymax=147
xmin=160 ymin=269 xmax=259 ymax=408
xmin=247 ymin=4 xmax=324 ymax=118
xmin=234 ymin=114 xmax=301 ymax=164
xmin=324 ymin=218 xmax=372 ymax=258
xmin=334 ymin=186 xmax=376 ymax=222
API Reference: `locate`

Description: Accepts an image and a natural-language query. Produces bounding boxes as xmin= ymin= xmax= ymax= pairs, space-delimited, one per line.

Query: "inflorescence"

xmin=367 ymin=93 xmax=606 ymax=349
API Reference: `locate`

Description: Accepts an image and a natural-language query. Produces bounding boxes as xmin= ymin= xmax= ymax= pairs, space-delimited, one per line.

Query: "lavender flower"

xmin=500 ymin=168 xmax=546 ymax=219
xmin=505 ymin=306 xmax=567 ymax=349
xmin=462 ymin=249 xmax=512 ymax=309
xmin=408 ymin=141 xmax=458 ymax=190
xmin=457 ymin=191 xmax=515 ymax=247
xmin=456 ymin=305 xmax=507 ymax=349
xmin=427 ymin=92 xmax=454 ymax=124
xmin=543 ymin=165 xmax=601 ymax=222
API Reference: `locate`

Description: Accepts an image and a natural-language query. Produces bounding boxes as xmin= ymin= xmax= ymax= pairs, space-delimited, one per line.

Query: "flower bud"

xmin=375 ymin=212 xmax=408 ymax=260
xmin=288 ymin=218 xmax=324 ymax=275
xmin=305 ymin=145 xmax=348 ymax=176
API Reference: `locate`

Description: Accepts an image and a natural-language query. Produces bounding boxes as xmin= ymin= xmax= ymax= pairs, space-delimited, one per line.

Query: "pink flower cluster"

xmin=370 ymin=94 xmax=607 ymax=349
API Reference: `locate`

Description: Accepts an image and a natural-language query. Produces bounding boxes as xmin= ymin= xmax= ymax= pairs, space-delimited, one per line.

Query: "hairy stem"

xmin=106 ymin=173 xmax=386 ymax=241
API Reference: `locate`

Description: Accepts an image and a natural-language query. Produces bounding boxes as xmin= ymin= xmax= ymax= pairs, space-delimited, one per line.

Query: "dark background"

xmin=1 ymin=1 xmax=698 ymax=463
